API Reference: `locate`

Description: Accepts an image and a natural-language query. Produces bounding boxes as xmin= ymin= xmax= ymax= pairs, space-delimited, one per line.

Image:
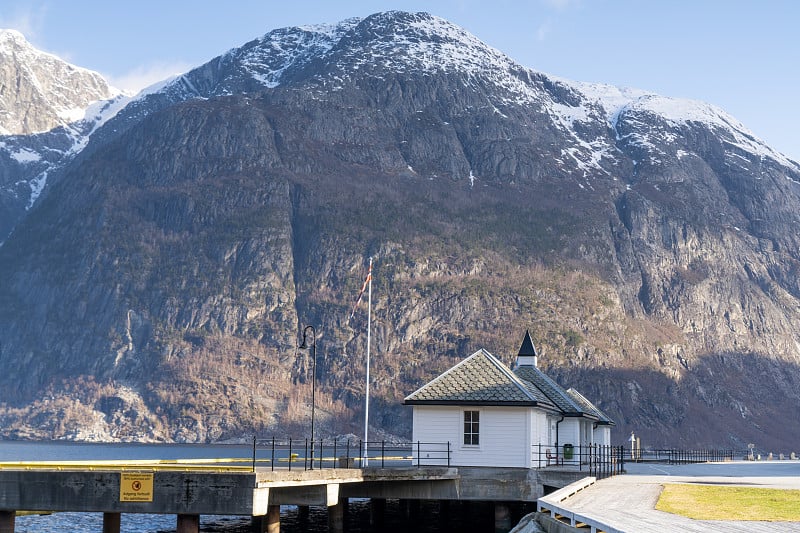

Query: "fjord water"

xmin=0 ymin=441 xmax=523 ymax=532
xmin=11 ymin=501 xmax=503 ymax=533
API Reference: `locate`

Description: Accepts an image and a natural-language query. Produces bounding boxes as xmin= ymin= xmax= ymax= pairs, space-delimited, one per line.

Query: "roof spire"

xmin=515 ymin=330 xmax=538 ymax=368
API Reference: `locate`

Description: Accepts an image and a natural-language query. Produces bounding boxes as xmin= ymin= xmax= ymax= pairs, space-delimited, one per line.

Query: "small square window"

xmin=463 ymin=410 xmax=479 ymax=445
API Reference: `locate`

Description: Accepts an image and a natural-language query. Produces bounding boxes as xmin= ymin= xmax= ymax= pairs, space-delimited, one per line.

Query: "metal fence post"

xmin=271 ymin=437 xmax=275 ymax=472
xmin=597 ymin=445 xmax=601 ymax=478
xmin=602 ymin=445 xmax=606 ymax=478
xmin=288 ymin=438 xmax=293 ymax=471
xmin=601 ymin=445 xmax=606 ymax=478
xmin=252 ymin=435 xmax=257 ymax=472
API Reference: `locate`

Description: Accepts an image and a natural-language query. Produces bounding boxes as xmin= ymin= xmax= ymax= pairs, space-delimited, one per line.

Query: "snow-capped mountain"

xmin=0 ymin=29 xmax=130 ymax=241
xmin=8 ymin=11 xmax=795 ymax=226
xmin=0 ymin=29 xmax=121 ymax=135
xmin=96 ymin=11 xmax=797 ymax=182
xmin=1 ymin=12 xmax=800 ymax=449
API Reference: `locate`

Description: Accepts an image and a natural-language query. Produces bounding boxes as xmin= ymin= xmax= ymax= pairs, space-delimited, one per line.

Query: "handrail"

xmin=533 ymin=444 xmax=624 ymax=479
xmin=251 ymin=438 xmax=452 ymax=471
xmin=537 ymin=477 xmax=624 ymax=533
xmin=622 ymin=448 xmax=735 ymax=464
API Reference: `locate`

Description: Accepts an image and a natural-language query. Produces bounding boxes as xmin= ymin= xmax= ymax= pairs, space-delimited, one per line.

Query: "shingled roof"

xmin=567 ymin=388 xmax=615 ymax=426
xmin=404 ymin=349 xmax=557 ymax=408
xmin=513 ymin=365 xmax=587 ymax=416
xmin=404 ymin=334 xmax=615 ymax=426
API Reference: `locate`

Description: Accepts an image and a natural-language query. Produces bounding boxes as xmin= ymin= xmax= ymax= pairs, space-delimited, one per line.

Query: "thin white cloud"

xmin=109 ymin=61 xmax=194 ymax=93
xmin=536 ymin=0 xmax=581 ymax=41
xmin=0 ymin=4 xmax=47 ymax=42
xmin=541 ymin=0 xmax=581 ymax=10
xmin=537 ymin=20 xmax=552 ymax=41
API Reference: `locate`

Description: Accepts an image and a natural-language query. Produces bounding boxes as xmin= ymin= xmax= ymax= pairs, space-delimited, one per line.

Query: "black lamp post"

xmin=299 ymin=325 xmax=317 ymax=464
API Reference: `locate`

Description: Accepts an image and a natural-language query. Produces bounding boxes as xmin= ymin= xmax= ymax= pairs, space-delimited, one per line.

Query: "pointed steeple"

xmin=515 ymin=330 xmax=538 ymax=368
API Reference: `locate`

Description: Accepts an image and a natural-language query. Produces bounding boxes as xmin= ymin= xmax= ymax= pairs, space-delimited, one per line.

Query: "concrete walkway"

xmin=557 ymin=461 xmax=800 ymax=533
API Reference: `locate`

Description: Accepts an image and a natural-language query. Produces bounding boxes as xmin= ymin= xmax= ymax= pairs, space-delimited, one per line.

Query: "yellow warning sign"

xmin=120 ymin=473 xmax=154 ymax=502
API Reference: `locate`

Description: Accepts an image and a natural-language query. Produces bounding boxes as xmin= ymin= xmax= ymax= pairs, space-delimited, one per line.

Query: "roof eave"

xmin=562 ymin=412 xmax=599 ymax=419
xmin=404 ymin=400 xmax=541 ymax=407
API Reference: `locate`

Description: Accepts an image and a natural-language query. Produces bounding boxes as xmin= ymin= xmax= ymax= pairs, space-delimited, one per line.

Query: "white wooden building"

xmin=404 ymin=331 xmax=614 ymax=468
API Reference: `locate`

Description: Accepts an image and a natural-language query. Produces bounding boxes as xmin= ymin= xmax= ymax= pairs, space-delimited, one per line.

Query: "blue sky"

xmin=1 ymin=0 xmax=797 ymax=161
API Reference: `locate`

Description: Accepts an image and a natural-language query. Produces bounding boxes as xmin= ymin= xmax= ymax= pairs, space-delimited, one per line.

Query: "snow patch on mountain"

xmin=0 ymin=29 xmax=122 ymax=135
xmin=232 ymin=12 xmax=543 ymax=106
xmin=4 ymin=9 xmax=799 ymax=229
xmin=0 ymin=138 xmax=40 ymax=164
xmin=127 ymin=10 xmax=798 ymax=181
xmin=0 ymin=29 xmax=135 ymax=220
xmin=569 ymin=79 xmax=799 ymax=173
xmin=359 ymin=12 xmax=516 ymax=75
xmin=65 ymin=93 xmax=133 ymax=154
xmin=25 ymin=171 xmax=47 ymax=208
xmin=238 ymin=20 xmax=359 ymax=88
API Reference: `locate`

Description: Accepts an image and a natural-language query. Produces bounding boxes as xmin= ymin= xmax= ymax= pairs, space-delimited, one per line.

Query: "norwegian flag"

xmin=348 ymin=261 xmax=372 ymax=321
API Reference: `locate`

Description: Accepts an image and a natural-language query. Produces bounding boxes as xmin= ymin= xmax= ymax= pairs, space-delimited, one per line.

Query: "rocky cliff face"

xmin=0 ymin=29 xmax=126 ymax=242
xmin=1 ymin=12 xmax=799 ymax=451
xmin=0 ymin=30 xmax=117 ymax=135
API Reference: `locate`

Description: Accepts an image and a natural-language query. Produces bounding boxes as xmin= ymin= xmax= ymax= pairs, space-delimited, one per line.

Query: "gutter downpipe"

xmin=555 ymin=415 xmax=565 ymax=451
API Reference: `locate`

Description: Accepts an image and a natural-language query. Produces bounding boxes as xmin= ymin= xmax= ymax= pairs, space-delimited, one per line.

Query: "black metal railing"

xmin=625 ymin=448 xmax=735 ymax=464
xmin=534 ymin=444 xmax=738 ymax=476
xmin=533 ymin=444 xmax=624 ymax=479
xmin=250 ymin=438 xmax=452 ymax=471
xmin=359 ymin=440 xmax=451 ymax=468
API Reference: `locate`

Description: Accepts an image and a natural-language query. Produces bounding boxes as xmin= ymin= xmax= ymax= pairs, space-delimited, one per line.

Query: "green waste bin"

xmin=563 ymin=443 xmax=574 ymax=460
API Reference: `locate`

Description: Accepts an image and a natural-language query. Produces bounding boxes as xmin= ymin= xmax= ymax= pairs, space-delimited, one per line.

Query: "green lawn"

xmin=656 ymin=484 xmax=800 ymax=521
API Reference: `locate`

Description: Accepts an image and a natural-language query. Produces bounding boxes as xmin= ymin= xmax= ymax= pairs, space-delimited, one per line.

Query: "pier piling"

xmin=369 ymin=498 xmax=386 ymax=526
xmin=102 ymin=512 xmax=121 ymax=533
xmin=266 ymin=505 xmax=280 ymax=533
xmin=0 ymin=511 xmax=14 ymax=533
xmin=494 ymin=502 xmax=511 ymax=532
xmin=176 ymin=513 xmax=200 ymax=533
xmin=328 ymin=499 xmax=345 ymax=533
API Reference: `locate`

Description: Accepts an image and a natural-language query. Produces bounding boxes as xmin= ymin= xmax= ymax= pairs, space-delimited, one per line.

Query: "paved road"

xmin=625 ymin=459 xmax=800 ymax=479
xmin=558 ymin=461 xmax=800 ymax=533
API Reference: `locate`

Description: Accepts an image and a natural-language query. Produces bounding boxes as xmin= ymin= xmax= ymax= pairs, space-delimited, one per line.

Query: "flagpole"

xmin=363 ymin=257 xmax=372 ymax=466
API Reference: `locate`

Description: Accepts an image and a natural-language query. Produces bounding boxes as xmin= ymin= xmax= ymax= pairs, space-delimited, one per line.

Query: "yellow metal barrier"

xmin=0 ymin=458 xmax=263 ymax=472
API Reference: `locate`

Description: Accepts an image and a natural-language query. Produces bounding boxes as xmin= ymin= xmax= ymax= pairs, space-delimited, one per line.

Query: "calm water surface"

xmin=1 ymin=441 xmax=533 ymax=532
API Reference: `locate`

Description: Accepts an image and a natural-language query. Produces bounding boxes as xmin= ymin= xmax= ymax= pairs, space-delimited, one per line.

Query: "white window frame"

xmin=463 ymin=409 xmax=480 ymax=447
